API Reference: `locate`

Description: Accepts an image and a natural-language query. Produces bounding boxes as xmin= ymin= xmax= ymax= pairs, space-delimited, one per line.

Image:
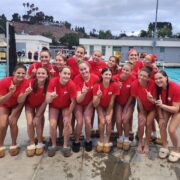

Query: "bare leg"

xmin=159 ymin=111 xmax=171 ymax=149
xmin=62 ymin=108 xmax=72 ymax=148
xmin=137 ymin=113 xmax=146 ymax=153
xmin=9 ymin=104 xmax=24 ymax=145
xmin=97 ymin=107 xmax=106 ymax=143
xmin=0 ymin=107 xmax=9 ymax=147
xmin=168 ymin=113 xmax=180 ymax=152
xmin=115 ymin=104 xmax=123 ymax=137
xmin=49 ymin=107 xmax=59 ymax=146
xmin=143 ymin=110 xmax=156 ymax=154
xmin=123 ymin=104 xmax=134 ymax=138
xmin=25 ymin=106 xmax=35 ymax=144
xmin=84 ymin=102 xmax=93 ymax=142
xmin=74 ymin=105 xmax=83 ymax=143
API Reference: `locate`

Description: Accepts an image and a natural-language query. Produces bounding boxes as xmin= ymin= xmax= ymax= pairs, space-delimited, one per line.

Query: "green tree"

xmin=98 ymin=30 xmax=112 ymax=39
xmin=147 ymin=22 xmax=172 ymax=37
xmin=0 ymin=14 xmax=6 ymax=33
xmin=139 ymin=30 xmax=148 ymax=37
xmin=60 ymin=33 xmax=79 ymax=49
xmin=64 ymin=21 xmax=71 ymax=29
xmin=12 ymin=13 xmax=21 ymax=22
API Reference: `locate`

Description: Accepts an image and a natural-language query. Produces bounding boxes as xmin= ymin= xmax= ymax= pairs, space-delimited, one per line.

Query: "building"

xmin=0 ymin=34 xmax=7 ymax=61
xmin=79 ymin=37 xmax=180 ymax=63
xmin=15 ymin=34 xmax=52 ymax=60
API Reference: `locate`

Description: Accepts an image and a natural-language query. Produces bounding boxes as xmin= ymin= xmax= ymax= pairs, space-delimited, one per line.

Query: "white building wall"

xmin=80 ymin=38 xmax=180 ymax=63
xmin=15 ymin=34 xmax=52 ymax=59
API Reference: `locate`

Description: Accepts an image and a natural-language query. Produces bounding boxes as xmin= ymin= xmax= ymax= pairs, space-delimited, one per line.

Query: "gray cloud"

xmin=1 ymin=0 xmax=180 ymax=35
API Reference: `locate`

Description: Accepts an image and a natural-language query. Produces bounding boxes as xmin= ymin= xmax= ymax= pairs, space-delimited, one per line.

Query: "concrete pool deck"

xmin=1 ymin=108 xmax=180 ymax=180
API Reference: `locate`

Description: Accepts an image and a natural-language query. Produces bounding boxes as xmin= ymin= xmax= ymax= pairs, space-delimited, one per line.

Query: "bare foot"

xmin=143 ymin=144 xmax=149 ymax=154
xmin=136 ymin=143 xmax=143 ymax=154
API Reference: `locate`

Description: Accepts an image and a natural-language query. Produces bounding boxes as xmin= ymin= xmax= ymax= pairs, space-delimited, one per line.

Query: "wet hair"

xmin=108 ymin=56 xmax=120 ymax=74
xmin=128 ymin=48 xmax=138 ymax=56
xmin=139 ymin=66 xmax=152 ymax=77
xmin=59 ymin=65 xmax=71 ymax=73
xmin=13 ymin=63 xmax=27 ymax=72
xmin=78 ymin=61 xmax=90 ymax=68
xmin=155 ymin=70 xmax=169 ymax=104
xmin=75 ymin=45 xmax=86 ymax=53
xmin=99 ymin=67 xmax=113 ymax=83
xmin=40 ymin=47 xmax=51 ymax=57
xmin=123 ymin=62 xmax=133 ymax=71
xmin=145 ymin=54 xmax=157 ymax=63
xmin=56 ymin=54 xmax=67 ymax=63
xmin=33 ymin=67 xmax=50 ymax=95
xmin=92 ymin=50 xmax=102 ymax=56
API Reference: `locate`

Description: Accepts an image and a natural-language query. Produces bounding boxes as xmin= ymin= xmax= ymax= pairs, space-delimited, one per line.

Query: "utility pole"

xmin=153 ymin=0 xmax=159 ymax=54
xmin=6 ymin=21 xmax=9 ymax=76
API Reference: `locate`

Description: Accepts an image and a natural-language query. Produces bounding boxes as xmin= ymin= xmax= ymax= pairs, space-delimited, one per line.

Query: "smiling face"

xmin=92 ymin=51 xmax=102 ymax=63
xmin=60 ymin=67 xmax=71 ymax=84
xmin=101 ymin=69 xmax=112 ymax=83
xmin=121 ymin=64 xmax=131 ymax=77
xmin=55 ymin=55 xmax=66 ymax=69
xmin=138 ymin=70 xmax=149 ymax=86
xmin=13 ymin=67 xmax=26 ymax=82
xmin=154 ymin=72 xmax=168 ymax=88
xmin=36 ymin=67 xmax=48 ymax=83
xmin=75 ymin=47 xmax=85 ymax=60
xmin=79 ymin=62 xmax=90 ymax=79
xmin=40 ymin=51 xmax=50 ymax=67
xmin=128 ymin=50 xmax=138 ymax=64
xmin=107 ymin=56 xmax=117 ymax=68
xmin=143 ymin=55 xmax=153 ymax=67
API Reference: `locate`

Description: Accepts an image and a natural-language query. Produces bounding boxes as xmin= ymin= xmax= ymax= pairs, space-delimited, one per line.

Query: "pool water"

xmin=164 ymin=67 xmax=180 ymax=83
xmin=0 ymin=64 xmax=180 ymax=83
xmin=0 ymin=64 xmax=7 ymax=78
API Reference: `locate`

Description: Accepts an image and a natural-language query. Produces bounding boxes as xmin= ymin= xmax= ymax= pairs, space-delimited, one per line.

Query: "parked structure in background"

xmin=0 ymin=34 xmax=7 ymax=61
xmin=15 ymin=34 xmax=52 ymax=61
xmin=80 ymin=37 xmax=180 ymax=63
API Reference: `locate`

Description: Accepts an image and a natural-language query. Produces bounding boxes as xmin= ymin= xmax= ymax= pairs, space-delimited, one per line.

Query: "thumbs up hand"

xmin=155 ymin=95 xmax=163 ymax=107
xmin=32 ymin=64 xmax=37 ymax=74
xmin=118 ymin=81 xmax=122 ymax=88
xmin=146 ymin=89 xmax=155 ymax=104
xmin=51 ymin=87 xmax=58 ymax=99
xmin=25 ymin=82 xmax=32 ymax=95
xmin=50 ymin=65 xmax=55 ymax=76
xmin=9 ymin=81 xmax=16 ymax=93
xmin=82 ymin=82 xmax=88 ymax=95
xmin=97 ymin=85 xmax=102 ymax=98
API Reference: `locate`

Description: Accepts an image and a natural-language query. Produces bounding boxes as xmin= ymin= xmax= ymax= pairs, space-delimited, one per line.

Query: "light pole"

xmin=153 ymin=0 xmax=159 ymax=54
xmin=6 ymin=21 xmax=9 ymax=76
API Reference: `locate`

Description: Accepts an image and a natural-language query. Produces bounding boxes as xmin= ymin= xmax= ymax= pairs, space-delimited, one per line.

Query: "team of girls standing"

xmin=0 ymin=47 xmax=180 ymax=161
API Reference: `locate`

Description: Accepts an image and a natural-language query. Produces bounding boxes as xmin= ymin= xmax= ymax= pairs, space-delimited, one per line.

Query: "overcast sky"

xmin=1 ymin=0 xmax=180 ymax=35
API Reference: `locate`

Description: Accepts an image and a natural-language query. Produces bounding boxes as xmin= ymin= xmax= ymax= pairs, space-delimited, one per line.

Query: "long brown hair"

xmin=33 ymin=67 xmax=50 ymax=95
xmin=155 ymin=70 xmax=169 ymax=103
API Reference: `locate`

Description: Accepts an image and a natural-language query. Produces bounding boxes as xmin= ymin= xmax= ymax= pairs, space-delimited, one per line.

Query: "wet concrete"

xmin=1 ymin=108 xmax=180 ymax=180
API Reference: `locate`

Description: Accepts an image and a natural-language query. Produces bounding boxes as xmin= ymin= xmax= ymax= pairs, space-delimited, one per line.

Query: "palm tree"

xmin=30 ymin=3 xmax=34 ymax=8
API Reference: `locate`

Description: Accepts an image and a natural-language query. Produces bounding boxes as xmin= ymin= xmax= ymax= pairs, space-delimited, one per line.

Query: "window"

xmin=112 ymin=46 xmax=121 ymax=59
xmin=113 ymin=46 xmax=121 ymax=52
xmin=160 ymin=47 xmax=165 ymax=53
xmin=101 ymin=46 xmax=106 ymax=56
xmin=89 ymin=45 xmax=94 ymax=55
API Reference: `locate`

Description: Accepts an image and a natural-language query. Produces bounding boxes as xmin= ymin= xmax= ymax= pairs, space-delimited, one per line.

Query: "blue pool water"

xmin=164 ymin=67 xmax=180 ymax=83
xmin=0 ymin=64 xmax=180 ymax=83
